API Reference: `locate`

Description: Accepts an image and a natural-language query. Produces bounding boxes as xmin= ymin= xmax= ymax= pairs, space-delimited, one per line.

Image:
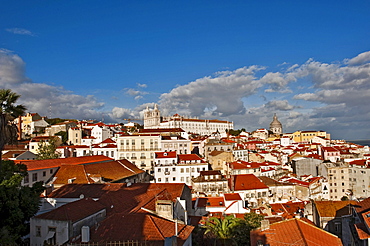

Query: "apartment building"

xmin=327 ymin=162 xmax=370 ymax=200
xmin=117 ymin=134 xmax=161 ymax=171
xmin=153 ymin=152 xmax=208 ymax=186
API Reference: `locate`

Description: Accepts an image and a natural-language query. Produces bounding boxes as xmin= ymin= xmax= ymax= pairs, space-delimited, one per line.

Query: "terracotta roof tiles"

xmin=251 ymin=218 xmax=343 ymax=246
xmin=20 ymin=155 xmax=112 ymax=171
xmin=231 ymin=174 xmax=269 ymax=191
xmin=35 ymin=198 xmax=105 ymax=222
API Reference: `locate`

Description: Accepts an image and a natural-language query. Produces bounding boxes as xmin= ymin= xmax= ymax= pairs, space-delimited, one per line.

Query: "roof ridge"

xmin=148 ymin=214 xmax=166 ymax=240
xmin=117 ymin=160 xmax=135 ymax=174
xmin=295 ymin=218 xmax=309 ymax=245
xmin=81 ymin=165 xmax=91 ymax=184
xmin=295 ymin=218 xmax=342 ymax=242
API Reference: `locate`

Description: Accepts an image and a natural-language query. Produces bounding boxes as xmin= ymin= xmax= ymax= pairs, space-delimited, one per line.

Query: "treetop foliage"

xmin=0 ymin=160 xmax=44 ymax=244
xmin=36 ymin=136 xmax=61 ymax=160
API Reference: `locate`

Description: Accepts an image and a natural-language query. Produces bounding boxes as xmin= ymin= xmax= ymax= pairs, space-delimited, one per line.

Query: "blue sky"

xmin=1 ymin=1 xmax=370 ymax=140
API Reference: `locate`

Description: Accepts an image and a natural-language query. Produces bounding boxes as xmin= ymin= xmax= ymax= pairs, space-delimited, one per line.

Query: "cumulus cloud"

xmin=159 ymin=66 xmax=265 ymax=117
xmin=346 ymin=51 xmax=370 ymax=66
xmin=287 ymin=51 xmax=370 ymax=138
xmin=124 ymin=85 xmax=148 ymax=100
xmin=6 ymin=28 xmax=36 ymax=36
xmin=265 ymin=100 xmax=298 ymax=111
xmin=2 ymin=48 xmax=370 ymax=139
xmin=111 ymin=107 xmax=136 ymax=119
xmin=0 ymin=49 xmax=104 ymax=120
xmin=0 ymin=49 xmax=29 ymax=85
xmin=260 ymin=72 xmax=295 ymax=93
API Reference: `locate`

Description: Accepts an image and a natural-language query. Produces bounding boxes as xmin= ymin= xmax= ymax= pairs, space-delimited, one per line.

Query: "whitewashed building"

xmin=153 ymin=152 xmax=208 ymax=186
xmin=144 ymin=105 xmax=233 ymax=135
xmin=117 ymin=134 xmax=161 ymax=171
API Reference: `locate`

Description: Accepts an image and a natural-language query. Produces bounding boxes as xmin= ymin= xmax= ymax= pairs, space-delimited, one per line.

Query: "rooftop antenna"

xmin=49 ymin=102 xmax=52 ymax=119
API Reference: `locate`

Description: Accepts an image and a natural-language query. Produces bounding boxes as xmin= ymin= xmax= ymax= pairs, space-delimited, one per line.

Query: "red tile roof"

xmin=251 ymin=218 xmax=343 ymax=246
xmin=48 ymin=183 xmax=188 ymax=215
xmin=101 ymin=138 xmax=116 ymax=144
xmin=90 ymin=212 xmax=194 ymax=244
xmin=231 ymin=174 xmax=268 ymax=191
xmin=355 ymin=222 xmax=370 ymax=240
xmin=155 ymin=151 xmax=177 ymax=158
xmin=224 ymin=193 xmax=242 ymax=201
xmin=178 ymin=154 xmax=204 ymax=162
xmin=355 ymin=197 xmax=370 ymax=214
xmin=53 ymin=159 xmax=144 ymax=185
xmin=204 ymin=197 xmax=226 ymax=207
xmin=20 ymin=155 xmax=113 ymax=171
xmin=35 ymin=198 xmax=105 ymax=222
xmin=315 ymin=200 xmax=358 ymax=218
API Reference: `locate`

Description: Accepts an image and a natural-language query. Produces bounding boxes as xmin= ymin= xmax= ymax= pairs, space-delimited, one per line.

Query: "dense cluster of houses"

xmin=2 ymin=109 xmax=370 ymax=245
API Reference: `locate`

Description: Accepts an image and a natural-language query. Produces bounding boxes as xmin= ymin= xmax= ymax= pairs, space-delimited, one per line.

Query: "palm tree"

xmin=203 ymin=215 xmax=240 ymax=246
xmin=0 ymin=89 xmax=26 ymax=169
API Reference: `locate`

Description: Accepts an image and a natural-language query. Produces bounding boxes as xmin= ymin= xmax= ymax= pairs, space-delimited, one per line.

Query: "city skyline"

xmin=1 ymin=1 xmax=370 ymax=140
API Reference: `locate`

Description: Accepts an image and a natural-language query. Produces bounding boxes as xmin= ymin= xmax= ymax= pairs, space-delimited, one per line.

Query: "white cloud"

xmin=346 ymin=51 xmax=370 ymax=66
xmin=259 ymin=72 xmax=295 ymax=93
xmin=111 ymin=107 xmax=136 ymax=119
xmin=0 ymin=49 xmax=29 ymax=85
xmin=265 ymin=100 xmax=298 ymax=111
xmin=2 ymin=48 xmax=370 ymax=139
xmin=126 ymin=88 xmax=141 ymax=96
xmin=124 ymin=85 xmax=148 ymax=100
xmin=6 ymin=28 xmax=36 ymax=36
xmin=0 ymin=49 xmax=104 ymax=120
xmin=137 ymin=83 xmax=147 ymax=88
xmin=159 ymin=66 xmax=265 ymax=117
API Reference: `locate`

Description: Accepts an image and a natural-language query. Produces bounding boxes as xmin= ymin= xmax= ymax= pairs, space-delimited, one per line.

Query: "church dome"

xmin=270 ymin=114 xmax=282 ymax=134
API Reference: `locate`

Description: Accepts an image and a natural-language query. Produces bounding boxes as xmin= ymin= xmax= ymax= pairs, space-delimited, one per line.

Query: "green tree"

xmin=0 ymin=89 xmax=26 ymax=169
xmin=0 ymin=160 xmax=44 ymax=244
xmin=203 ymin=215 xmax=240 ymax=246
xmin=233 ymin=212 xmax=264 ymax=245
xmin=36 ymin=137 xmax=61 ymax=160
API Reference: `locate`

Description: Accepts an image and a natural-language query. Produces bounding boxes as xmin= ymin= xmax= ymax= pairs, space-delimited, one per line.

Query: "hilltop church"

xmin=269 ymin=113 xmax=283 ymax=135
xmin=144 ymin=104 xmax=234 ymax=136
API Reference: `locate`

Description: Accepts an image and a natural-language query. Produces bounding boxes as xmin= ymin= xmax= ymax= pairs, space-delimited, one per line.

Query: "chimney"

xmin=81 ymin=226 xmax=90 ymax=243
xmin=260 ymin=219 xmax=270 ymax=231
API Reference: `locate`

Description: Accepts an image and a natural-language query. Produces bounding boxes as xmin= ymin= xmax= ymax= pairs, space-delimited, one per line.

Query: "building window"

xmin=158 ymin=178 xmax=161 ymax=182
xmin=43 ymin=171 xmax=46 ymax=177
xmin=173 ymin=177 xmax=176 ymax=181
xmin=24 ymin=174 xmax=29 ymax=183
xmin=158 ymin=168 xmax=161 ymax=172
xmin=36 ymin=226 xmax=41 ymax=237
xmin=32 ymin=173 xmax=38 ymax=182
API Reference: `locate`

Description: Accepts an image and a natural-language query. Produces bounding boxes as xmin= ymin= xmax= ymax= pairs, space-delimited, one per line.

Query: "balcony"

xmin=164 ymin=171 xmax=170 ymax=175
